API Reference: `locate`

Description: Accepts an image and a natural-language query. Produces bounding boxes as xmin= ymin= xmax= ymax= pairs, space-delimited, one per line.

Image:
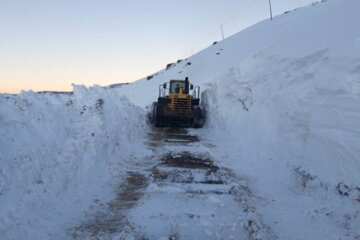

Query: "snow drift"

xmin=0 ymin=86 xmax=148 ymax=239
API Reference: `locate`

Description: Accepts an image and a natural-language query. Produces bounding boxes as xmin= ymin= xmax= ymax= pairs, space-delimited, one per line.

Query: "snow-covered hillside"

xmin=1 ymin=0 xmax=360 ymax=239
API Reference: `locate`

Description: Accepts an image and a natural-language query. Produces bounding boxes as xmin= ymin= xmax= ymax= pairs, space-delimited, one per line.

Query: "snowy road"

xmin=69 ymin=127 xmax=274 ymax=240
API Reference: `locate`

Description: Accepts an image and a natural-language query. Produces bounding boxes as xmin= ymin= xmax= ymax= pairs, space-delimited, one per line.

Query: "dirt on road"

xmin=69 ymin=127 xmax=274 ymax=240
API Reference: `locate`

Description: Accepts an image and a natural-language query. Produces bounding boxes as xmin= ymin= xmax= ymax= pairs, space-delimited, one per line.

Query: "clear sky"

xmin=0 ymin=0 xmax=316 ymax=93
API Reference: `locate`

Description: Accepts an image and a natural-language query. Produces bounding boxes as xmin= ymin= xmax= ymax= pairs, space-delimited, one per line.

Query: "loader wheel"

xmin=150 ymin=102 xmax=157 ymax=124
xmin=192 ymin=107 xmax=205 ymax=128
xmin=154 ymin=103 xmax=165 ymax=127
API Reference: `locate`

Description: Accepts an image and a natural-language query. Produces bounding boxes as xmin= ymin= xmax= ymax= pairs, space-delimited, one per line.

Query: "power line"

xmin=187 ymin=0 xmax=261 ymax=57
xmin=220 ymin=0 xmax=261 ymax=26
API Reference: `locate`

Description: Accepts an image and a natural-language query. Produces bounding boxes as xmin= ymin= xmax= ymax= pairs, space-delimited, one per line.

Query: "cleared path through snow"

xmin=69 ymin=127 xmax=274 ymax=240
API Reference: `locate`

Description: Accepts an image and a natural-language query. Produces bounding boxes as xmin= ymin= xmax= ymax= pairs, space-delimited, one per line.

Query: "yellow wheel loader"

xmin=150 ymin=77 xmax=205 ymax=128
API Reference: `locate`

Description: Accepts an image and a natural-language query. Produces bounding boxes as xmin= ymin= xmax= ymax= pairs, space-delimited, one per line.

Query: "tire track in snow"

xmin=133 ymin=127 xmax=275 ymax=240
xmin=69 ymin=127 xmax=275 ymax=239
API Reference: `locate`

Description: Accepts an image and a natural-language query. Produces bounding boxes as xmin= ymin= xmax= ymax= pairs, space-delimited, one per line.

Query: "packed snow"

xmin=1 ymin=0 xmax=360 ymax=239
xmin=0 ymin=86 xmax=149 ymax=239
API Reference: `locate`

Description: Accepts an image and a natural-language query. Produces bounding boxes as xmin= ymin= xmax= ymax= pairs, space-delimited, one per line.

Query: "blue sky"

xmin=0 ymin=0 xmax=316 ymax=93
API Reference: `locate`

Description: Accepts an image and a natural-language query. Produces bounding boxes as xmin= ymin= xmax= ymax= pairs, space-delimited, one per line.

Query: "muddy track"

xmin=69 ymin=172 xmax=149 ymax=240
xmin=145 ymin=127 xmax=200 ymax=148
xmin=69 ymin=127 xmax=274 ymax=240
xmin=140 ymin=127 xmax=273 ymax=239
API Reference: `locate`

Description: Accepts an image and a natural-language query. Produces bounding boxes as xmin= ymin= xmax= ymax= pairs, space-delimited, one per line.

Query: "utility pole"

xmin=268 ymin=0 xmax=273 ymax=20
xmin=221 ymin=25 xmax=225 ymax=40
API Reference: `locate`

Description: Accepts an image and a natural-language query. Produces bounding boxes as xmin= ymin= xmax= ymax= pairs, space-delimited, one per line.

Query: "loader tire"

xmin=192 ymin=106 xmax=205 ymax=128
xmin=150 ymin=102 xmax=156 ymax=124
xmin=154 ymin=103 xmax=165 ymax=127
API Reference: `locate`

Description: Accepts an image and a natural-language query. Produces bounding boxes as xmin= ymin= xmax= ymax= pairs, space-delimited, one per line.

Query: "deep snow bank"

xmin=0 ymin=85 xmax=148 ymax=239
xmin=202 ymin=52 xmax=360 ymax=238
xmin=204 ymin=51 xmax=360 ymax=182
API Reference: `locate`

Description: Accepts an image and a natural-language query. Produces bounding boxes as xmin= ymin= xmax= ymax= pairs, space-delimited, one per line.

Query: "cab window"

xmin=170 ymin=81 xmax=185 ymax=93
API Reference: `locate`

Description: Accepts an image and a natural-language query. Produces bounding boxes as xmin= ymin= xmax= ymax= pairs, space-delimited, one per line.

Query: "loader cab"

xmin=168 ymin=78 xmax=193 ymax=95
xmin=169 ymin=80 xmax=185 ymax=94
xmin=159 ymin=78 xmax=199 ymax=100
